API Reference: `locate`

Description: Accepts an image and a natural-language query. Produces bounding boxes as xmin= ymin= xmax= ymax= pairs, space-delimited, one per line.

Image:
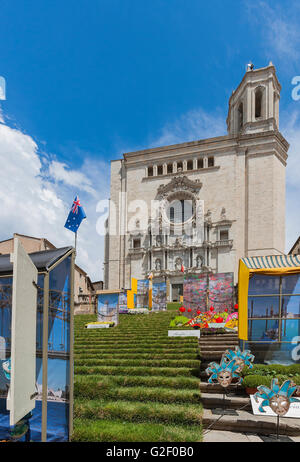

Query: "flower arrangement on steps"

xmin=169 ymin=305 xmax=238 ymax=331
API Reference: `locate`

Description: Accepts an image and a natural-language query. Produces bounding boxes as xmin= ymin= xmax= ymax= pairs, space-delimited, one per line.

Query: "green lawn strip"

xmin=74 ymin=353 xmax=199 ymax=360
xmin=74 ymin=398 xmax=202 ymax=426
xmin=74 ymin=340 xmax=198 ymax=347
xmin=72 ymin=418 xmax=202 ymax=442
xmin=167 ymin=302 xmax=182 ymax=311
xmin=75 ymin=366 xmax=200 ymax=378
xmin=74 ymin=374 xmax=200 ymax=390
xmin=75 ymin=358 xmax=200 ymax=368
xmin=75 ymin=383 xmax=201 ymax=404
xmin=74 ymin=347 xmax=199 ymax=354
xmin=74 ymin=343 xmax=198 ymax=350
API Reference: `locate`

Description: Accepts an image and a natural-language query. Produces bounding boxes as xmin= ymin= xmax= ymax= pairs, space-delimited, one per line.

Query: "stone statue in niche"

xmin=175 ymin=257 xmax=182 ymax=271
xmin=155 ymin=259 xmax=161 ymax=271
xmin=205 ymin=209 xmax=212 ymax=224
xmin=196 ymin=255 xmax=203 ymax=268
xmin=221 ymin=207 xmax=226 ymax=220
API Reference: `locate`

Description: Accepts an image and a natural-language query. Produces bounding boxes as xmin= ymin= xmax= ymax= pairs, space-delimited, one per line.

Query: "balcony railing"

xmin=214 ymin=239 xmax=233 ymax=247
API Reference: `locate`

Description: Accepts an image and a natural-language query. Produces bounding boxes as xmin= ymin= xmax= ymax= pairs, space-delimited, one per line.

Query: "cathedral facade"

xmin=104 ymin=63 xmax=289 ymax=301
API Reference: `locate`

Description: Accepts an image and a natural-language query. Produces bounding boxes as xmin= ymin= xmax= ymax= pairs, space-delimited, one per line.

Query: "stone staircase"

xmin=199 ymin=332 xmax=300 ymax=438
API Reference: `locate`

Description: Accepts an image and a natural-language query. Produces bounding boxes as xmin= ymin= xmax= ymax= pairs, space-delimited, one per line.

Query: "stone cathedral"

xmin=104 ymin=63 xmax=289 ymax=301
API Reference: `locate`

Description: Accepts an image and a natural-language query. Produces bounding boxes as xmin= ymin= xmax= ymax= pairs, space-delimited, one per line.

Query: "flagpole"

xmin=75 ymin=231 xmax=77 ymax=255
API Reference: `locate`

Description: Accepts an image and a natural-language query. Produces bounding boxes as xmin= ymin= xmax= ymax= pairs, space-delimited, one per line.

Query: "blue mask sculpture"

xmin=254 ymin=379 xmax=300 ymax=416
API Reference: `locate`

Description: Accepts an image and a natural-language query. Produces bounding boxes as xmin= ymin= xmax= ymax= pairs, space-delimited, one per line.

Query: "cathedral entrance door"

xmin=172 ymin=283 xmax=183 ymax=302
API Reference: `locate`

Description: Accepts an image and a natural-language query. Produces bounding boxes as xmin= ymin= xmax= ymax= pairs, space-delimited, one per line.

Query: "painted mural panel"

xmin=118 ymin=292 xmax=127 ymax=313
xmin=183 ymin=272 xmax=234 ymax=316
xmin=208 ymin=272 xmax=234 ymax=313
xmin=152 ymin=282 xmax=166 ymax=311
xmin=97 ymin=293 xmax=119 ymax=324
xmin=183 ymin=274 xmax=207 ymax=314
xmin=136 ymin=279 xmax=149 ymax=308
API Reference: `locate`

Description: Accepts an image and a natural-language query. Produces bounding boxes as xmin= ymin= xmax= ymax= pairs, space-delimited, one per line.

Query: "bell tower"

xmin=227 ymin=62 xmax=281 ymax=136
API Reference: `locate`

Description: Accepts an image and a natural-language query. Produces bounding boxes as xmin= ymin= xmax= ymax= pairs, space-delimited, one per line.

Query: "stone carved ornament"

xmin=157 ymin=175 xmax=202 ymax=199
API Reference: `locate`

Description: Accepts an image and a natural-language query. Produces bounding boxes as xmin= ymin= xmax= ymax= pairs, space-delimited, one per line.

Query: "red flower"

xmin=224 ymin=309 xmax=228 ymax=312
xmin=188 ymin=308 xmax=192 ymax=312
xmin=234 ymin=304 xmax=238 ymax=310
xmin=179 ymin=306 xmax=186 ymax=313
xmin=209 ymin=306 xmax=214 ymax=312
xmin=197 ymin=310 xmax=201 ymax=315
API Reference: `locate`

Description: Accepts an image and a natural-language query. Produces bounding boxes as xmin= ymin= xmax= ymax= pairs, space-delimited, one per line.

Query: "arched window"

xmin=255 ymin=88 xmax=263 ymax=118
xmin=197 ymin=158 xmax=204 ymax=169
xmin=238 ymin=102 xmax=243 ymax=130
xmin=177 ymin=161 xmax=183 ymax=171
xmin=148 ymin=166 xmax=153 ymax=177
xmin=208 ymin=157 xmax=214 ymax=167
xmin=167 ymin=199 xmax=194 ymax=224
xmin=167 ymin=163 xmax=173 ymax=174
xmin=157 ymin=165 xmax=163 ymax=175
xmin=187 ymin=160 xmax=193 ymax=170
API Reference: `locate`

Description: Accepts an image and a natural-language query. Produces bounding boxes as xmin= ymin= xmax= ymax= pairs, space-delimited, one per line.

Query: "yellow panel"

xmin=127 ymin=290 xmax=134 ymax=309
xmin=148 ymin=288 xmax=152 ymax=310
xmin=238 ymin=260 xmax=250 ymax=341
xmin=131 ymin=278 xmax=138 ymax=294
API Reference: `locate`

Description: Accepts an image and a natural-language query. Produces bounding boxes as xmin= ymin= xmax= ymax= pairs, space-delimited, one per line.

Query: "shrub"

xmin=242 ymin=363 xmax=300 ymax=378
xmin=169 ymin=316 xmax=190 ymax=328
xmin=242 ymin=374 xmax=300 ymax=389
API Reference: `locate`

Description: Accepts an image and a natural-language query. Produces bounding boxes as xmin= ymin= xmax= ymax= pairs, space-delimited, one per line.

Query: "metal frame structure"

xmin=0 ymin=246 xmax=75 ymax=442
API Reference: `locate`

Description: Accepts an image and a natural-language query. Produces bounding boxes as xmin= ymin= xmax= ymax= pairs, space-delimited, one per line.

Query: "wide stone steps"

xmin=202 ymin=408 xmax=300 ymax=436
xmin=200 ymin=334 xmax=238 ymax=341
xmin=199 ymin=354 xmax=232 ymax=361
xmin=199 ymin=381 xmax=245 ymax=395
xmin=201 ymin=392 xmax=251 ymax=411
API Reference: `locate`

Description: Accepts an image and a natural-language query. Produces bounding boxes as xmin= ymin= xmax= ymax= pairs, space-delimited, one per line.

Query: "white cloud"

xmin=48 ymin=160 xmax=96 ymax=197
xmin=0 ymin=118 xmax=110 ymax=280
xmin=150 ymin=107 xmax=226 ymax=147
xmin=245 ymin=1 xmax=300 ymax=66
xmin=281 ymin=109 xmax=300 ymax=252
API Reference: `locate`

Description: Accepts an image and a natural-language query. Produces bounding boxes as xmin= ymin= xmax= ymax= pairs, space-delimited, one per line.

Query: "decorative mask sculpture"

xmin=254 ymin=379 xmax=300 ymax=416
xmin=223 ymin=346 xmax=254 ymax=373
xmin=205 ymin=358 xmax=242 ymax=387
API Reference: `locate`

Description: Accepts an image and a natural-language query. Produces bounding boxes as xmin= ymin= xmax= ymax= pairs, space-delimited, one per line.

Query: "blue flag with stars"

xmin=64 ymin=195 xmax=86 ymax=233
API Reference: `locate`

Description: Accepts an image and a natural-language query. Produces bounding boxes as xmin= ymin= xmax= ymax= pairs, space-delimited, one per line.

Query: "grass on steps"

xmin=75 ymin=366 xmax=200 ymax=377
xmin=75 ymin=374 xmax=200 ymax=390
xmin=72 ymin=418 xmax=203 ymax=442
xmin=75 ymin=398 xmax=202 ymax=426
xmin=73 ymin=311 xmax=202 ymax=442
xmin=75 ymin=383 xmax=201 ymax=404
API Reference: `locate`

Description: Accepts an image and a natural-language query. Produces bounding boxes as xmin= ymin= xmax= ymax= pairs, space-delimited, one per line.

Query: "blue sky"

xmin=0 ymin=0 xmax=300 ymax=279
